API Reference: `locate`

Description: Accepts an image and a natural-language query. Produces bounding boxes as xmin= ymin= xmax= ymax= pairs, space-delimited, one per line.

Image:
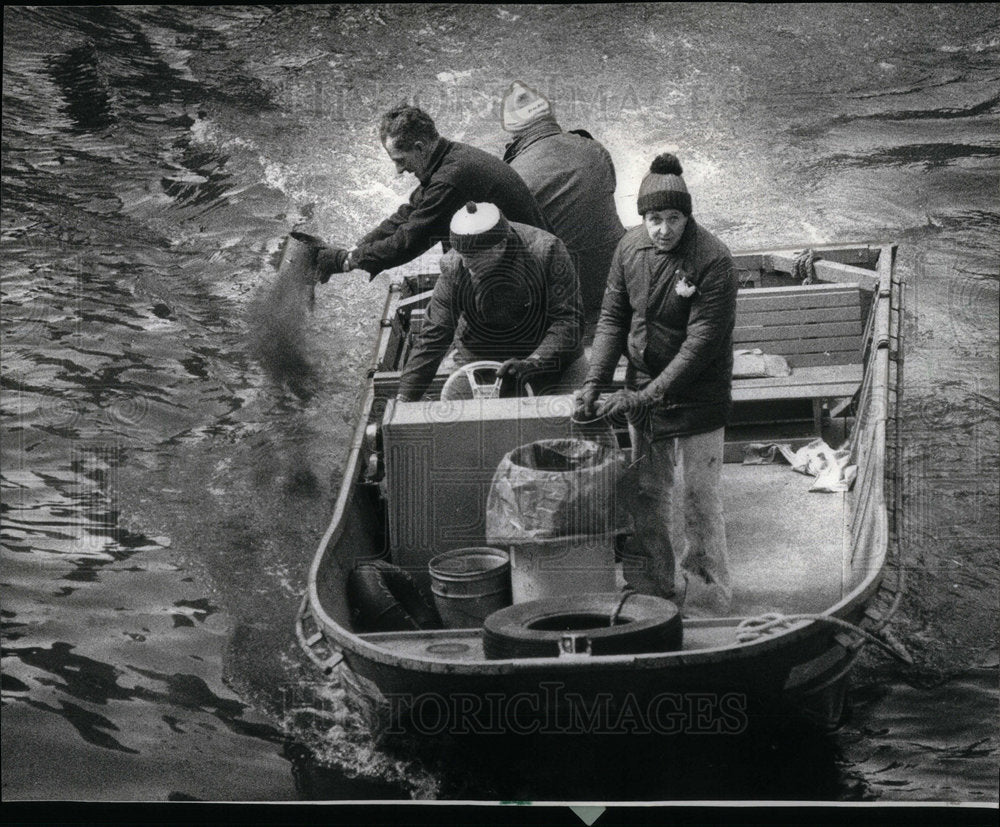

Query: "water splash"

xmin=247 ymin=236 xmax=321 ymax=400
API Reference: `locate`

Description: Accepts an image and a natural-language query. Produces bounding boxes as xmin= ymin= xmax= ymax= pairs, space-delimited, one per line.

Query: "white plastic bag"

xmin=777 ymin=438 xmax=857 ymax=492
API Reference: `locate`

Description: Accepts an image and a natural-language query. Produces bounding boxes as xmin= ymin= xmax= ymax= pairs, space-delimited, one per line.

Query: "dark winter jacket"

xmin=398 ymin=222 xmax=583 ymax=401
xmin=585 ymin=218 xmax=738 ymax=438
xmin=504 ymin=117 xmax=625 ymax=318
xmin=353 ymin=138 xmax=550 ymax=277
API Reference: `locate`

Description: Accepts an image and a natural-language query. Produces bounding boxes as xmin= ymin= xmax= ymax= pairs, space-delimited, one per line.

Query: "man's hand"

xmin=496 ymin=358 xmax=539 ymax=398
xmin=596 ymin=389 xmax=652 ymax=421
xmin=316 ymin=247 xmax=351 ymax=282
xmin=496 ymin=358 xmax=538 ymax=380
xmin=573 ymin=385 xmax=600 ymax=420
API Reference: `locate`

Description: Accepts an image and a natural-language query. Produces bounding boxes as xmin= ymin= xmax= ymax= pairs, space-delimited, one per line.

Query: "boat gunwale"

xmin=304 ymin=242 xmax=898 ymax=677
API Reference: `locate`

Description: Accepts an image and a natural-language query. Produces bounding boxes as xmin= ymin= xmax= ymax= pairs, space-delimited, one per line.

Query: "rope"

xmin=609 ymin=587 xmax=637 ymax=627
xmin=735 ymin=612 xmax=913 ymax=664
xmin=570 ymin=412 xmax=611 ymax=426
xmin=793 ymin=249 xmax=818 ymax=284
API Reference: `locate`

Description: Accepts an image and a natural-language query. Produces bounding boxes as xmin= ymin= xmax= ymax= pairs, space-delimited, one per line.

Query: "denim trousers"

xmin=623 ymin=424 xmax=732 ymax=616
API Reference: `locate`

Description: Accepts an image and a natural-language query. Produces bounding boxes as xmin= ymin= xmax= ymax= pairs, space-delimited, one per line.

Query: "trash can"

xmin=485 ymin=439 xmax=630 ymax=603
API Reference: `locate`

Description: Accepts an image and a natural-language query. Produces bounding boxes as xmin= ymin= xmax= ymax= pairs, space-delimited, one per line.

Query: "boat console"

xmin=381 ymin=394 xmax=579 ymax=590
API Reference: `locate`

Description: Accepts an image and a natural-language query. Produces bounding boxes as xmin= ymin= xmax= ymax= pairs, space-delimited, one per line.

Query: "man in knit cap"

xmin=501 ymin=81 xmax=625 ymax=334
xmin=575 ymin=153 xmax=738 ymax=617
xmin=311 ymin=104 xmax=550 ymax=280
xmin=397 ymin=201 xmax=585 ymax=402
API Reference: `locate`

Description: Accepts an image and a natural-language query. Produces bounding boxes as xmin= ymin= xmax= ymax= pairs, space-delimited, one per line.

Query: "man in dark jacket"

xmin=398 ymin=201 xmax=585 ymax=402
xmin=575 ymin=153 xmax=737 ymax=616
xmin=501 ymin=82 xmax=625 ymax=330
xmin=314 ymin=105 xmax=550 ymax=280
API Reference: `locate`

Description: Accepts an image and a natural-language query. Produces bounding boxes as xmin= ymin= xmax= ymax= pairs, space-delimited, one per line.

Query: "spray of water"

xmin=248 ymin=234 xmax=321 ymax=400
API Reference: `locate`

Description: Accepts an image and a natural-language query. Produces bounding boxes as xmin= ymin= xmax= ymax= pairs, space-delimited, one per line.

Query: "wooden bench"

xmin=726 ymin=282 xmax=873 ymax=459
xmin=373 ymin=278 xmax=874 ymax=448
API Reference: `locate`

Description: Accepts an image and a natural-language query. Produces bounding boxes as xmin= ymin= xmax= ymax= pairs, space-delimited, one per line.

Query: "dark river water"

xmin=2 ymin=3 xmax=997 ymax=807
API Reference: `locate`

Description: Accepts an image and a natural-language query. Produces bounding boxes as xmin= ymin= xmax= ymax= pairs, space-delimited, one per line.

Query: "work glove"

xmin=496 ymin=358 xmax=539 ymax=380
xmin=573 ymin=385 xmax=600 ymax=421
xmin=289 ymin=231 xmax=350 ymax=283
xmin=316 ymin=246 xmax=351 ymax=283
xmin=496 ymin=358 xmax=539 ymax=397
xmin=596 ymin=388 xmax=652 ymax=422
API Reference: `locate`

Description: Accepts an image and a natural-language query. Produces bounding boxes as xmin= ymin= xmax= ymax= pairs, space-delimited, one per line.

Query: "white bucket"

xmin=508 ymin=533 xmax=617 ymax=603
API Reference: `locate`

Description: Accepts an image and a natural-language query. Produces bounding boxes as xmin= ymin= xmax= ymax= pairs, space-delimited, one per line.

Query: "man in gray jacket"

xmin=501 ymin=82 xmax=625 ymax=332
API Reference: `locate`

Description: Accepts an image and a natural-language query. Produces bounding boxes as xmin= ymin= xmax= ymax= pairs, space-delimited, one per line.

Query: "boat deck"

xmin=357 ymin=462 xmax=847 ymax=661
xmin=722 ymin=464 xmax=846 ymax=616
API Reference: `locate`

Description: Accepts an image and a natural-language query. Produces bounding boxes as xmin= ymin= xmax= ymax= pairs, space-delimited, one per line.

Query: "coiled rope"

xmin=735 ymin=612 xmax=913 ymax=664
xmin=792 ymin=249 xmax=818 ymax=284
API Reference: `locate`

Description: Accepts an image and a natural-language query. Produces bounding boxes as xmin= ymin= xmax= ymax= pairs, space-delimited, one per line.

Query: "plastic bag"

xmin=780 ymin=438 xmax=857 ymax=492
xmin=486 ymin=439 xmax=631 ymax=545
xmin=742 ymin=438 xmax=856 ymax=492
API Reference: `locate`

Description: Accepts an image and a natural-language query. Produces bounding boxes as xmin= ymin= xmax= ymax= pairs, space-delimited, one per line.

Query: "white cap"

xmin=450 ymin=201 xmax=500 ymax=236
xmin=449 ymin=201 xmax=511 ymax=254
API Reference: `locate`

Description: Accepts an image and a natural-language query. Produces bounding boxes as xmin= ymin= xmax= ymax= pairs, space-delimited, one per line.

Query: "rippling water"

xmin=2 ymin=4 xmax=997 ymax=804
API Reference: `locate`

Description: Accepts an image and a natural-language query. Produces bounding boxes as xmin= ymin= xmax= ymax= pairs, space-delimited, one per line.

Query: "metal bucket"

xmin=428 ymin=547 xmax=511 ymax=628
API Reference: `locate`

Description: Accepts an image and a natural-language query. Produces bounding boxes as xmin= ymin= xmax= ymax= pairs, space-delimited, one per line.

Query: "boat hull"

xmin=334 ymin=628 xmax=857 ymax=735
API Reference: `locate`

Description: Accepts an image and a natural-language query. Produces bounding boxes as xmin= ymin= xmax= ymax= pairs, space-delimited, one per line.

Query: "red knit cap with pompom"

xmin=637 ymin=153 xmax=691 ymax=216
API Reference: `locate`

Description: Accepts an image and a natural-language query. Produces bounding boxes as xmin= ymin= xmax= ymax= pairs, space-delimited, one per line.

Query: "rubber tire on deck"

xmin=347 ymin=560 xmax=442 ymax=633
xmin=482 ymin=592 xmax=682 ymax=660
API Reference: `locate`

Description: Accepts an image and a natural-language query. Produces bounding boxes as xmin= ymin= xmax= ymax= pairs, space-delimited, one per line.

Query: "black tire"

xmin=347 ymin=560 xmax=442 ymax=633
xmin=482 ymin=592 xmax=681 ymax=660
